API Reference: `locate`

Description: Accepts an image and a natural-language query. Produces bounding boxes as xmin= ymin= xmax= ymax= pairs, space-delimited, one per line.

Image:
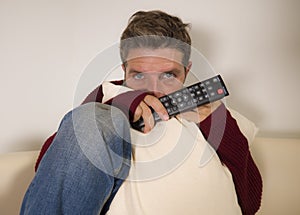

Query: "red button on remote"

xmin=217 ymin=89 xmax=223 ymax=94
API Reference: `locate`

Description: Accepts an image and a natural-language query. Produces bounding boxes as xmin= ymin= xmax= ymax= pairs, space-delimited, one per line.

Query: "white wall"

xmin=1 ymin=0 xmax=299 ymax=153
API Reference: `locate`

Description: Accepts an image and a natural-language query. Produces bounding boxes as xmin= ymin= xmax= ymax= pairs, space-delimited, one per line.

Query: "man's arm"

xmin=199 ymin=104 xmax=263 ymax=215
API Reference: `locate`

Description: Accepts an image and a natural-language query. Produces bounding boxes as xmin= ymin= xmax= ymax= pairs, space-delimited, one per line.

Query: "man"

xmin=21 ymin=10 xmax=262 ymax=215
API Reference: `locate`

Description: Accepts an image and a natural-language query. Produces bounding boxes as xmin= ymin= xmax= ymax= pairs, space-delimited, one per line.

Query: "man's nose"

xmin=146 ymin=78 xmax=164 ymax=97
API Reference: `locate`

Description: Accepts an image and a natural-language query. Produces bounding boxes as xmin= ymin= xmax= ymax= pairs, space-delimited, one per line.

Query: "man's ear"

xmin=122 ymin=63 xmax=127 ymax=79
xmin=185 ymin=61 xmax=192 ymax=76
xmin=122 ymin=63 xmax=126 ymax=72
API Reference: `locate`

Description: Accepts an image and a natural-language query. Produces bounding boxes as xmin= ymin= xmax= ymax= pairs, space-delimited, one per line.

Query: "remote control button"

xmin=160 ymin=97 xmax=168 ymax=102
xmin=174 ymin=92 xmax=182 ymax=97
xmin=183 ymin=94 xmax=189 ymax=101
xmin=182 ymin=88 xmax=188 ymax=93
xmin=217 ymin=88 xmax=224 ymax=94
xmin=177 ymin=97 xmax=183 ymax=103
xmin=171 ymin=99 xmax=177 ymax=105
xmin=178 ymin=103 xmax=185 ymax=108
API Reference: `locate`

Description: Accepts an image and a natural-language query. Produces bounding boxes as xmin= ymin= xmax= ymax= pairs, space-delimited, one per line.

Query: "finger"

xmin=139 ymin=101 xmax=155 ymax=133
xmin=143 ymin=95 xmax=169 ymax=121
xmin=133 ymin=105 xmax=143 ymax=122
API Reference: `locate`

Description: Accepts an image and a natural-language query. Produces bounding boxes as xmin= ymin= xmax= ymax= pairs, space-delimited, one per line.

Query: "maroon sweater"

xmin=35 ymin=81 xmax=262 ymax=215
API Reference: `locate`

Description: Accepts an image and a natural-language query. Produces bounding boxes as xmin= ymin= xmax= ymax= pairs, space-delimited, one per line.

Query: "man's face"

xmin=123 ymin=48 xmax=191 ymax=98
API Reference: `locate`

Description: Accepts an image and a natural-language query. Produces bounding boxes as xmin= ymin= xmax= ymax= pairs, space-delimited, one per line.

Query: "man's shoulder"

xmin=82 ymin=80 xmax=124 ymax=104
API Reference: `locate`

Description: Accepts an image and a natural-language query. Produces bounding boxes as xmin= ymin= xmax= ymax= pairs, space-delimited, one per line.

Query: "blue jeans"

xmin=20 ymin=103 xmax=132 ymax=215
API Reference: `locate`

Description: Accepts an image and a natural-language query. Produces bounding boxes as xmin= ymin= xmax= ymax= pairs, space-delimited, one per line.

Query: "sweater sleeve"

xmin=104 ymin=90 xmax=149 ymax=122
xmin=35 ymin=81 xmax=149 ymax=171
xmin=34 ymin=133 xmax=56 ymax=171
xmin=199 ymin=104 xmax=262 ymax=215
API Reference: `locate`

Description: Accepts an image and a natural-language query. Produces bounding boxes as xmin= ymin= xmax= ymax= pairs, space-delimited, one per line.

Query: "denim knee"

xmin=68 ymin=102 xmax=132 ymax=178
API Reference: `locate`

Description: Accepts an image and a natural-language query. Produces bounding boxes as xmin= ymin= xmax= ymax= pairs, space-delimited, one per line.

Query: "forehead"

xmin=126 ymin=48 xmax=184 ymax=71
xmin=127 ymin=48 xmax=183 ymax=60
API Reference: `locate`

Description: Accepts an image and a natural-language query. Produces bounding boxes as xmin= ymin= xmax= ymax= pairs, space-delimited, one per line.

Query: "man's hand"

xmin=133 ymin=95 xmax=169 ymax=133
xmin=179 ymin=101 xmax=222 ymax=123
xmin=132 ymin=95 xmax=222 ymax=132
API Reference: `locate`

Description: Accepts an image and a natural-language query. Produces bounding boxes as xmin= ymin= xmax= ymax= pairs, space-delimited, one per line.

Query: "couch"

xmin=1 ymin=137 xmax=300 ymax=215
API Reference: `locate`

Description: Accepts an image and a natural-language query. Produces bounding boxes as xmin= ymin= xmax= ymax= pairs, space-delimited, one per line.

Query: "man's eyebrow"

xmin=163 ymin=68 xmax=183 ymax=75
xmin=126 ymin=69 xmax=143 ymax=75
xmin=127 ymin=68 xmax=183 ymax=74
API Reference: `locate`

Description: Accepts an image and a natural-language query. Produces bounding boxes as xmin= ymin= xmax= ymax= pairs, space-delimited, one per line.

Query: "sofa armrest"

xmin=0 ymin=151 xmax=38 ymax=215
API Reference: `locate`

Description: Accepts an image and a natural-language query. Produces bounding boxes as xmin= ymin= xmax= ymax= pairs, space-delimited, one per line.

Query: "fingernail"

xmin=163 ymin=114 xmax=169 ymax=120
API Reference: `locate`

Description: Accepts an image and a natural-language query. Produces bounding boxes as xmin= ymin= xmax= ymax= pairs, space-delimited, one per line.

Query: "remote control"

xmin=131 ymin=74 xmax=229 ymax=131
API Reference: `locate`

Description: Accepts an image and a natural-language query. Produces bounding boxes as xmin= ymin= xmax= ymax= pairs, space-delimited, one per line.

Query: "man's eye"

xmin=161 ymin=72 xmax=175 ymax=79
xmin=133 ymin=73 xmax=144 ymax=80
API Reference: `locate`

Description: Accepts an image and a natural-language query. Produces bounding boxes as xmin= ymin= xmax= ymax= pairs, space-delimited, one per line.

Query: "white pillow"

xmin=108 ymin=118 xmax=242 ymax=215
